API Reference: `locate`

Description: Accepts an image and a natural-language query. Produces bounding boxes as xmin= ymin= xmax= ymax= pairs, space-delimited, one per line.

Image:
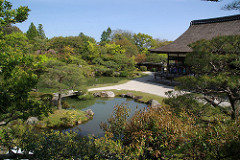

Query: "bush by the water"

xmin=36 ymin=110 xmax=89 ymax=129
xmin=78 ymin=93 xmax=94 ymax=100
xmin=140 ymin=66 xmax=147 ymax=71
xmin=119 ymin=71 xmax=129 ymax=77
xmin=7 ymin=104 xmax=240 ymax=159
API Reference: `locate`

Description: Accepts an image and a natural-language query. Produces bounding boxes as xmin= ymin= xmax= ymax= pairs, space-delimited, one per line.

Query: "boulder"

xmin=77 ymin=120 xmax=82 ymax=125
xmin=147 ymin=99 xmax=161 ymax=108
xmin=93 ymin=91 xmax=115 ymax=98
xmin=120 ymin=94 xmax=126 ymax=98
xmin=125 ymin=92 xmax=134 ymax=98
xmin=86 ymin=109 xmax=94 ymax=116
xmin=26 ymin=117 xmax=39 ymax=125
xmin=133 ymin=96 xmax=143 ymax=100
xmin=47 ymin=49 xmax=56 ymax=54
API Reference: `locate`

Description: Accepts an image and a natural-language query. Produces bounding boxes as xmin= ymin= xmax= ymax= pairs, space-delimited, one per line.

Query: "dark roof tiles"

xmin=150 ymin=14 xmax=240 ymax=53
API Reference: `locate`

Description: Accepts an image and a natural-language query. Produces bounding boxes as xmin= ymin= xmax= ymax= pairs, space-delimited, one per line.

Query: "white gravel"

xmin=88 ymin=72 xmax=174 ymax=97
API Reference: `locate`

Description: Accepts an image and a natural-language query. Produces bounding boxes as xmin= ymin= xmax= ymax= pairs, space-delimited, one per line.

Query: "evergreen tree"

xmin=100 ymin=27 xmax=112 ymax=45
xmin=177 ymin=35 xmax=240 ymax=120
xmin=26 ymin=22 xmax=39 ymax=40
xmin=37 ymin=24 xmax=46 ymax=39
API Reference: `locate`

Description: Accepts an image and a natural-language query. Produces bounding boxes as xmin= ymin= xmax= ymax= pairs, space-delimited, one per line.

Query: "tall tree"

xmin=2 ymin=25 xmax=22 ymax=35
xmin=0 ymin=1 xmax=51 ymax=127
xmin=100 ymin=27 xmax=112 ymax=45
xmin=177 ymin=35 xmax=240 ymax=120
xmin=37 ymin=24 xmax=46 ymax=39
xmin=26 ymin=22 xmax=39 ymax=40
xmin=134 ymin=33 xmax=154 ymax=52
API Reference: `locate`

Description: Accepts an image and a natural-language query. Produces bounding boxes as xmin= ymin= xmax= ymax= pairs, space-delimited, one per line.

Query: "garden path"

xmin=88 ymin=72 xmax=174 ymax=97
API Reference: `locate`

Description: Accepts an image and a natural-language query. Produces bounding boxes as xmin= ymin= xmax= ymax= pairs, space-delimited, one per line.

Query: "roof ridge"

xmin=190 ymin=14 xmax=240 ymax=26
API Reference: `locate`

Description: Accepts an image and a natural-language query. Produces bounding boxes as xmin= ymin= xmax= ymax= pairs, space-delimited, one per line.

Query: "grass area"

xmin=36 ymin=109 xmax=90 ymax=129
xmin=35 ymin=72 xmax=149 ymax=94
xmin=87 ymin=72 xmax=149 ymax=89
xmin=90 ymin=89 xmax=165 ymax=104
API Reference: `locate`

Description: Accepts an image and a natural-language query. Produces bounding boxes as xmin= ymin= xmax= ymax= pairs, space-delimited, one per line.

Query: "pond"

xmin=63 ymin=97 xmax=148 ymax=137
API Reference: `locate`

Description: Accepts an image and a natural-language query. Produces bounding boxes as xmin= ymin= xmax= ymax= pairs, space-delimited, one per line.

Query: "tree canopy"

xmin=0 ymin=0 xmax=30 ymax=26
xmin=26 ymin=22 xmax=39 ymax=40
xmin=177 ymin=35 xmax=240 ymax=119
xmin=0 ymin=0 xmax=51 ymax=126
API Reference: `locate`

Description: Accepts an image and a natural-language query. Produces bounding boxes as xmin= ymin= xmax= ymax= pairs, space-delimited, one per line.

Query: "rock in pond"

xmin=147 ymin=99 xmax=161 ymax=108
xmin=93 ymin=91 xmax=115 ymax=98
xmin=86 ymin=109 xmax=94 ymax=116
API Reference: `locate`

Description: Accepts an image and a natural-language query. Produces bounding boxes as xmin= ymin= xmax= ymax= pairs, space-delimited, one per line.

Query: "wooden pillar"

xmin=167 ymin=54 xmax=170 ymax=73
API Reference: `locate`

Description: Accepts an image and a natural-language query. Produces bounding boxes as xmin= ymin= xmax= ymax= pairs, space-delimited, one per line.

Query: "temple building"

xmin=150 ymin=14 xmax=240 ymax=75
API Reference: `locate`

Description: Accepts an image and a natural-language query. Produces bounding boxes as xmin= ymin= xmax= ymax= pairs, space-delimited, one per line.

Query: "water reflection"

xmin=63 ymin=97 xmax=147 ymax=137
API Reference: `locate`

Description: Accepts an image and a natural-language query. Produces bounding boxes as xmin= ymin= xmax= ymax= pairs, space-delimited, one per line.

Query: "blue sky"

xmin=10 ymin=0 xmax=239 ymax=42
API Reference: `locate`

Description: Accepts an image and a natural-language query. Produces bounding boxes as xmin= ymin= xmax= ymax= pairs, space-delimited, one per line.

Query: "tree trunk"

xmin=228 ymin=96 xmax=239 ymax=120
xmin=57 ymin=93 xmax=62 ymax=110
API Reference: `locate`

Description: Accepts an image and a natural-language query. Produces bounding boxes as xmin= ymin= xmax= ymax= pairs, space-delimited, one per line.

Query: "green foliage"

xmin=78 ymin=93 xmax=94 ymax=101
xmin=3 ymin=32 xmax=31 ymax=53
xmin=38 ymin=60 xmax=85 ymax=90
xmin=178 ymin=35 xmax=240 ymax=119
xmin=151 ymin=68 xmax=157 ymax=72
xmin=2 ymin=24 xmax=22 ymax=35
xmin=37 ymin=60 xmax=86 ymax=109
xmin=119 ymin=71 xmax=129 ymax=77
xmin=48 ymin=36 xmax=96 ymax=58
xmin=105 ymin=43 xmax=125 ymax=55
xmin=112 ymin=31 xmax=138 ymax=57
xmin=100 ymin=27 xmax=112 ymax=45
xmin=2 ymin=102 xmax=240 ymax=159
xmin=0 ymin=0 xmax=30 ymax=26
xmin=134 ymin=33 xmax=154 ymax=52
xmin=101 ymin=104 xmax=130 ymax=141
xmin=93 ymin=54 xmax=136 ymax=75
xmin=37 ymin=24 xmax=46 ymax=39
xmin=164 ymin=91 xmax=230 ymax=123
xmin=0 ymin=52 xmax=52 ymax=126
xmin=36 ymin=109 xmax=88 ymax=129
xmin=26 ymin=22 xmax=39 ymax=40
xmin=139 ymin=66 xmax=147 ymax=71
xmin=146 ymin=53 xmax=167 ymax=63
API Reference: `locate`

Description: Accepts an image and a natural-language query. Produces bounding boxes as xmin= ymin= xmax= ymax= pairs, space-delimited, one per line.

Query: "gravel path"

xmin=88 ymin=72 xmax=174 ymax=97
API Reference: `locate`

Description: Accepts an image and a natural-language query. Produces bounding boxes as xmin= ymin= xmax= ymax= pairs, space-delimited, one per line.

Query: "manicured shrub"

xmin=113 ymin=72 xmax=120 ymax=77
xmin=151 ymin=68 xmax=157 ymax=72
xmin=62 ymin=101 xmax=71 ymax=109
xmin=140 ymin=66 xmax=147 ymax=71
xmin=103 ymin=69 xmax=114 ymax=76
xmin=78 ymin=93 xmax=94 ymax=100
xmin=119 ymin=71 xmax=129 ymax=77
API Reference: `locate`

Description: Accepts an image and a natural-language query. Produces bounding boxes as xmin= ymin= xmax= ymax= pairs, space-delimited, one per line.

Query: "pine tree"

xmin=100 ymin=27 xmax=112 ymax=45
xmin=177 ymin=35 xmax=240 ymax=120
xmin=38 ymin=24 xmax=46 ymax=39
xmin=26 ymin=22 xmax=39 ymax=40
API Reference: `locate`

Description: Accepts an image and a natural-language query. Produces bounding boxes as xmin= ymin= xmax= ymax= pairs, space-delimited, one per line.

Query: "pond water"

xmin=63 ymin=97 xmax=147 ymax=137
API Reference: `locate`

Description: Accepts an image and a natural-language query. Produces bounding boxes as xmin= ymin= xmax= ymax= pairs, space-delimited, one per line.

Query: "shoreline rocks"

xmin=93 ymin=91 xmax=115 ymax=98
xmin=147 ymin=99 xmax=161 ymax=108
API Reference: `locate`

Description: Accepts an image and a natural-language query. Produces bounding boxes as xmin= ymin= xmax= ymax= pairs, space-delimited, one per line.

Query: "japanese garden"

xmin=0 ymin=0 xmax=240 ymax=159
